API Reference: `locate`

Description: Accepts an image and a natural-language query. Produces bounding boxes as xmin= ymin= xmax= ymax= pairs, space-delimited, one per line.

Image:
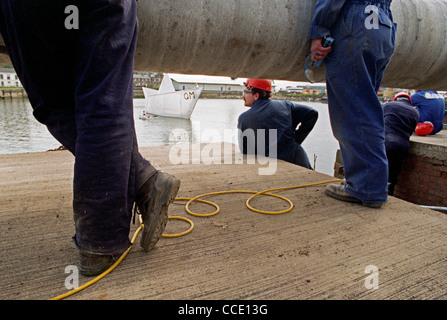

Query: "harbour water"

xmin=0 ymin=98 xmax=338 ymax=176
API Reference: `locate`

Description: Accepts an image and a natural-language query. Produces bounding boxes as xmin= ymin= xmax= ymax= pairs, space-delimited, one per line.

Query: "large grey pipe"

xmin=1 ymin=0 xmax=447 ymax=90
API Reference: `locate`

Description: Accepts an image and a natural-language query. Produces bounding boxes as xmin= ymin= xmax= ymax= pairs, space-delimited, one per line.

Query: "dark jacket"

xmin=237 ymin=99 xmax=318 ymax=169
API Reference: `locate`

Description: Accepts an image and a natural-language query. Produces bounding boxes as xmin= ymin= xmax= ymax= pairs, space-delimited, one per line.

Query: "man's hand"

xmin=310 ymin=38 xmax=332 ymax=62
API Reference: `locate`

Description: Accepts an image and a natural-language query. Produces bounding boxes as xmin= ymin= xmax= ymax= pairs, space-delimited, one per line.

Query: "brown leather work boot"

xmin=325 ymin=183 xmax=382 ymax=209
xmin=79 ymin=252 xmax=119 ymax=277
xmin=136 ymin=171 xmax=181 ymax=251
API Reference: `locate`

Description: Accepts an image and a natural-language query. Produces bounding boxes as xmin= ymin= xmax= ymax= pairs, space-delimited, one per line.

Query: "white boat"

xmin=142 ymin=74 xmax=202 ymax=119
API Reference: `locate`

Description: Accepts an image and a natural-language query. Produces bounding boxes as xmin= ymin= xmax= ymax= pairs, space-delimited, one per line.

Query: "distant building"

xmin=283 ymin=86 xmax=305 ymax=94
xmin=281 ymin=83 xmax=326 ymax=95
xmin=133 ymin=72 xmax=163 ymax=89
xmin=167 ymin=74 xmax=276 ymax=93
xmin=169 ymin=74 xmax=244 ymax=92
xmin=0 ymin=68 xmax=22 ymax=87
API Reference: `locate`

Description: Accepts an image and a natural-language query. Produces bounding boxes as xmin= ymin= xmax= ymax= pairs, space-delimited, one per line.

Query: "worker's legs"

xmin=385 ymin=139 xmax=409 ymax=196
xmin=0 ymin=0 xmax=157 ymax=256
xmin=71 ymin=0 xmax=159 ymax=255
xmin=325 ymin=2 xmax=396 ymax=204
xmin=0 ymin=1 xmax=79 ymax=152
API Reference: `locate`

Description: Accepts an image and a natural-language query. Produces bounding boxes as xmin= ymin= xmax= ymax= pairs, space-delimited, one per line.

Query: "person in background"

xmin=309 ymin=0 xmax=397 ymax=208
xmin=383 ymin=92 xmax=419 ymax=195
xmin=237 ymin=78 xmax=318 ymax=169
xmin=0 ymin=0 xmax=180 ymax=276
xmin=411 ymin=90 xmax=445 ymax=135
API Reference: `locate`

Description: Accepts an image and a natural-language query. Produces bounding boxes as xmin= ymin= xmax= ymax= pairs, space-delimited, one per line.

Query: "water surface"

xmin=0 ymin=98 xmax=338 ymax=176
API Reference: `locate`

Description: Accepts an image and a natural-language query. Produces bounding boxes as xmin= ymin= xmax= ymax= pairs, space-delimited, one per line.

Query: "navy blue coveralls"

xmin=0 ymin=0 xmax=157 ymax=256
xmin=411 ymin=91 xmax=446 ymax=135
xmin=237 ymin=99 xmax=318 ymax=169
xmin=383 ymin=100 xmax=419 ymax=195
xmin=310 ymin=0 xmax=396 ymax=203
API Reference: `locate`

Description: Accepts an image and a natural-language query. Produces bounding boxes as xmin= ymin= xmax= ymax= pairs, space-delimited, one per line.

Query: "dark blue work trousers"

xmin=0 ymin=0 xmax=156 ymax=255
xmin=324 ymin=1 xmax=396 ymax=203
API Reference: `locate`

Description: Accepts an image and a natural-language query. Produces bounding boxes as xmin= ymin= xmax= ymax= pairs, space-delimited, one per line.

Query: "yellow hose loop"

xmin=246 ymin=190 xmax=294 ymax=214
xmin=176 ymin=196 xmax=220 ymax=217
xmin=181 ymin=180 xmax=342 ymax=217
xmin=162 ymin=216 xmax=194 ymax=238
xmin=245 ymin=179 xmax=342 ymax=214
xmin=50 ymin=224 xmax=144 ymax=301
xmin=183 ymin=190 xmax=294 ymax=217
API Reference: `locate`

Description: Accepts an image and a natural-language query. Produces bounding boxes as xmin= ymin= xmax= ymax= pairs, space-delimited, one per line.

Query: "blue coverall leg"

xmin=0 ymin=0 xmax=157 ymax=255
xmin=312 ymin=0 xmax=396 ymax=203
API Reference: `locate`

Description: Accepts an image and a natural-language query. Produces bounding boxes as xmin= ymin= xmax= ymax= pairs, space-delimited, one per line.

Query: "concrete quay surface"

xmin=0 ymin=144 xmax=446 ymax=300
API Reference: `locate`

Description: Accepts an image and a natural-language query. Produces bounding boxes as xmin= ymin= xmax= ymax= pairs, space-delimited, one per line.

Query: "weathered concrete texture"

xmin=1 ymin=0 xmax=447 ymax=90
xmin=409 ymin=129 xmax=447 ymax=161
xmin=0 ymin=144 xmax=446 ymax=300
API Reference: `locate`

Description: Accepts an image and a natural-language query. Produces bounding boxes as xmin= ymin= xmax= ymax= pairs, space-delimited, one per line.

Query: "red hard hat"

xmin=393 ymin=92 xmax=412 ymax=101
xmin=415 ymin=121 xmax=434 ymax=136
xmin=245 ymin=78 xmax=272 ymax=92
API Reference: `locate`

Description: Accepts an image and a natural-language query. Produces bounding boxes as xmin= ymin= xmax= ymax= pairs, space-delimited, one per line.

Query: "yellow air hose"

xmin=50 ymin=224 xmax=144 ymax=300
xmin=50 ymin=178 xmax=341 ymax=300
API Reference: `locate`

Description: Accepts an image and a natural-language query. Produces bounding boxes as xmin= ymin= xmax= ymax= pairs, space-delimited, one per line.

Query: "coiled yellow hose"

xmin=50 ymin=178 xmax=340 ymax=300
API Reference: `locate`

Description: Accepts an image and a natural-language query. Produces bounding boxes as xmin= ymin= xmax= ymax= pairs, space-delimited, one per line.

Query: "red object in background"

xmin=415 ymin=121 xmax=434 ymax=136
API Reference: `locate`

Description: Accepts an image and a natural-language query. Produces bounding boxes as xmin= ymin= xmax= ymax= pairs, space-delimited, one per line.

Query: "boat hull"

xmin=142 ymin=87 xmax=202 ymax=119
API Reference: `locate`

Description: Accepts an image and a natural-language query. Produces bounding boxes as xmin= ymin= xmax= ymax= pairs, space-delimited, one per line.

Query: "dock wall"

xmin=394 ymin=130 xmax=447 ymax=208
xmin=0 ymin=88 xmax=26 ymax=99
